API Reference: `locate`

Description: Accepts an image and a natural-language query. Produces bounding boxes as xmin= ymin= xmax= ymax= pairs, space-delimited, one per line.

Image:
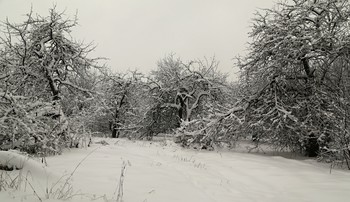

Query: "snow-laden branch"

xmin=161 ymin=103 xmax=181 ymax=110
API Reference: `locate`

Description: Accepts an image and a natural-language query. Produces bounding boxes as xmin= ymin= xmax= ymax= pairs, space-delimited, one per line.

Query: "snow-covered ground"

xmin=1 ymin=138 xmax=350 ymax=202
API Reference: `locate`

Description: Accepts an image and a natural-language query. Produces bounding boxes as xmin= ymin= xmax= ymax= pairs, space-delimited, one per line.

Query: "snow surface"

xmin=1 ymin=138 xmax=350 ymax=202
xmin=0 ymin=150 xmax=29 ymax=170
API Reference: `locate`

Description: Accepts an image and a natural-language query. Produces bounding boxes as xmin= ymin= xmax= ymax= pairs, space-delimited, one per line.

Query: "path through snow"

xmin=1 ymin=138 xmax=350 ymax=202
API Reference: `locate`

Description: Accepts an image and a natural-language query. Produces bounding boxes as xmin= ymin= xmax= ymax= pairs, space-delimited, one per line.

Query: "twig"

xmin=56 ymin=146 xmax=102 ymax=199
xmin=25 ymin=179 xmax=43 ymax=202
xmin=114 ymin=160 xmax=128 ymax=202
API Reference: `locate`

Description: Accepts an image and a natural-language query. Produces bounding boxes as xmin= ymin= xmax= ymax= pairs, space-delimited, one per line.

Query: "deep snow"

xmin=1 ymin=138 xmax=350 ymax=202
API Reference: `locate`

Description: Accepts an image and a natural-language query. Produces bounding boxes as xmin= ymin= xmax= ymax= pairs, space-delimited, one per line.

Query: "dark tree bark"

xmin=112 ymin=94 xmax=126 ymax=138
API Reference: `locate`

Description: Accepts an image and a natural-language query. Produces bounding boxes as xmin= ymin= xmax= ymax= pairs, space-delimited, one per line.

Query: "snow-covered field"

xmin=1 ymin=138 xmax=350 ymax=202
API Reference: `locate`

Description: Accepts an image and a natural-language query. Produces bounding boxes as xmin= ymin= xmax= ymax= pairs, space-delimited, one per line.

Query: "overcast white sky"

xmin=0 ymin=0 xmax=276 ymax=80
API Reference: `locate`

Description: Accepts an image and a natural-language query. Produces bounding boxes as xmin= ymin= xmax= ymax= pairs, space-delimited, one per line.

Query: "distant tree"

xmin=152 ymin=55 xmax=227 ymax=121
xmin=148 ymin=55 xmax=232 ymax=144
xmin=95 ymin=71 xmax=150 ymax=138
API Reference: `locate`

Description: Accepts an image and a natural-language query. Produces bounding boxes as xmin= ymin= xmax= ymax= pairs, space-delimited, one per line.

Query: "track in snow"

xmin=41 ymin=138 xmax=350 ymax=202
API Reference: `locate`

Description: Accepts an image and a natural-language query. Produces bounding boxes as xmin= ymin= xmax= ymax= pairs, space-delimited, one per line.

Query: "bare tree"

xmin=238 ymin=0 xmax=350 ymax=166
xmin=148 ymin=55 xmax=233 ymax=144
xmin=0 ymin=8 xmax=101 ymax=154
xmin=94 ymin=71 xmax=150 ymax=138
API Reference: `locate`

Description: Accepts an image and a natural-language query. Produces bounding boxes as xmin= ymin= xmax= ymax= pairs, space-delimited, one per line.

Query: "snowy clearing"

xmin=1 ymin=138 xmax=350 ymax=202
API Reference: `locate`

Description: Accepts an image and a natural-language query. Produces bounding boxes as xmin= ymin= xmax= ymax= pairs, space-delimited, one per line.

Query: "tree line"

xmin=1 ymin=0 xmax=350 ymax=169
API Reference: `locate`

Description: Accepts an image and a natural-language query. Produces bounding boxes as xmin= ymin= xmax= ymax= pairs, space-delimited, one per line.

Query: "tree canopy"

xmin=237 ymin=0 xmax=350 ymax=166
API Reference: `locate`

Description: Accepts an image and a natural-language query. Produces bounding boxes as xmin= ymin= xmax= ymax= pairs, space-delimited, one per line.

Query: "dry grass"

xmin=113 ymin=160 xmax=131 ymax=202
xmin=0 ymin=145 xmax=133 ymax=202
